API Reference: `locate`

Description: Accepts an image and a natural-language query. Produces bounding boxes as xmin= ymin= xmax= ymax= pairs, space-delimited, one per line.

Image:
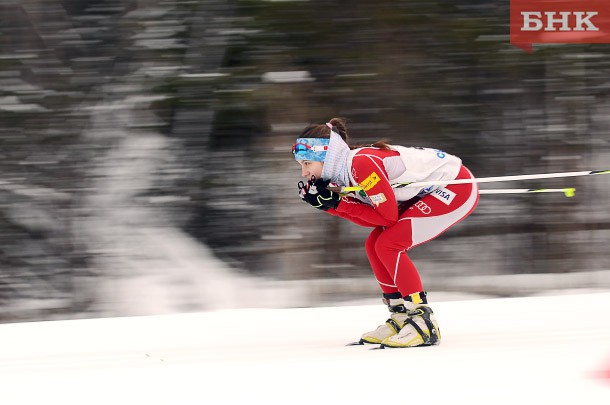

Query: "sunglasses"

xmin=292 ymin=143 xmax=328 ymax=154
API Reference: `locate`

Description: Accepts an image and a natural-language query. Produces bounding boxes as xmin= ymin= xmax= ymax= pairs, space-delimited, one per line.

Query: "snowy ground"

xmin=1 ymin=292 xmax=609 ymax=405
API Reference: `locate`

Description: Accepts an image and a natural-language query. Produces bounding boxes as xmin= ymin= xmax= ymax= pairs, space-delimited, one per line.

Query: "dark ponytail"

xmin=327 ymin=117 xmax=348 ymax=141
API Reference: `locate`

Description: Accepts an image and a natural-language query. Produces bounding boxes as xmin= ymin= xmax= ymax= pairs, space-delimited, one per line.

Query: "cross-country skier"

xmin=293 ymin=118 xmax=479 ymax=348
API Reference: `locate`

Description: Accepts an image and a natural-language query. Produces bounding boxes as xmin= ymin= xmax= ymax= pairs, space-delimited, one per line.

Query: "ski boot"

xmin=357 ymin=296 xmax=409 ymax=345
xmin=381 ymin=301 xmax=441 ymax=348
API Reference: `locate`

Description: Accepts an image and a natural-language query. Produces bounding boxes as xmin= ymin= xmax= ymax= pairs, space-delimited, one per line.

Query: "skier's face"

xmin=297 ymin=160 xmax=324 ymax=180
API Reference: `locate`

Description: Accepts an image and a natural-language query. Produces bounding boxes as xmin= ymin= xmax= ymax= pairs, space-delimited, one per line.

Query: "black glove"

xmin=298 ymin=178 xmax=341 ymax=211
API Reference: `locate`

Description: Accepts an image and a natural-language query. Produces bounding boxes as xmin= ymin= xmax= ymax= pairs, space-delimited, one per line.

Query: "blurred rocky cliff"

xmin=1 ymin=0 xmax=609 ymax=321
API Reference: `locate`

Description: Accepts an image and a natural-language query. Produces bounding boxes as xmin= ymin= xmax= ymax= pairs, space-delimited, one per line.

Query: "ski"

xmin=346 ymin=340 xmax=385 ymax=350
xmin=346 ymin=340 xmax=381 ymax=346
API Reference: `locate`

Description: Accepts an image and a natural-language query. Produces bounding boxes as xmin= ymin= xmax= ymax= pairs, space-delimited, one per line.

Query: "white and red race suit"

xmin=326 ymin=146 xmax=479 ymax=297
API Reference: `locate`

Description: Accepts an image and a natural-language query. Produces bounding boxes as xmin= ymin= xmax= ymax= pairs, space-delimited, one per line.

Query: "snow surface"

xmin=1 ymin=293 xmax=610 ymax=405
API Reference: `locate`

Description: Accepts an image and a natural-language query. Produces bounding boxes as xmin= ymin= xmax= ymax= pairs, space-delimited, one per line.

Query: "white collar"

xmin=321 ymin=130 xmax=351 ymax=186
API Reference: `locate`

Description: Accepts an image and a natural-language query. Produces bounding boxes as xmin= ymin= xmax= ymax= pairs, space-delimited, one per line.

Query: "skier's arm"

xmin=334 ymin=154 xmax=399 ymax=227
xmin=326 ymin=197 xmax=380 ymax=228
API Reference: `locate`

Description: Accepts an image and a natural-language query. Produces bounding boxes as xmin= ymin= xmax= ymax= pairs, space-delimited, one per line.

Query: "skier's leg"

xmin=373 ymin=220 xmax=422 ymax=297
xmin=369 ymin=222 xmax=440 ymax=348
xmin=376 ymin=167 xmax=479 ymax=347
xmin=360 ymin=166 xmax=479 ymax=347
xmin=359 ymin=228 xmax=409 ymax=344
xmin=364 ymin=227 xmax=400 ymax=295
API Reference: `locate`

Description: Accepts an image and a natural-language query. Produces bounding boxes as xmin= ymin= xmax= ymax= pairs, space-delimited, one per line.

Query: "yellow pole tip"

xmin=564 ymin=188 xmax=576 ymax=198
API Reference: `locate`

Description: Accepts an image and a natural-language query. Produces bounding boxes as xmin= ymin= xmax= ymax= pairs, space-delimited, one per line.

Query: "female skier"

xmin=293 ymin=118 xmax=479 ymax=348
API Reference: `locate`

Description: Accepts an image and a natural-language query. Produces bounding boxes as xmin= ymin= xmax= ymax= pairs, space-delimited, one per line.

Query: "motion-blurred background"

xmin=1 ymin=0 xmax=609 ymax=322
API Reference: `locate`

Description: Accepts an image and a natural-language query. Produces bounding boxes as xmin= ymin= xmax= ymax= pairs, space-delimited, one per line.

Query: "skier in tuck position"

xmin=293 ymin=118 xmax=479 ymax=348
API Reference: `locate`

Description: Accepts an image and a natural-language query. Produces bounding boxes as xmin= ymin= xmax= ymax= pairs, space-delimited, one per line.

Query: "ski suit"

xmin=326 ymin=146 xmax=479 ymax=297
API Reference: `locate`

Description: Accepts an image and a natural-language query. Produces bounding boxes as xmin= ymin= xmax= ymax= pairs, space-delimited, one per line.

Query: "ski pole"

xmin=478 ymin=188 xmax=576 ymax=197
xmin=333 ymin=187 xmax=575 ymax=197
xmin=328 ymin=169 xmax=609 ymax=193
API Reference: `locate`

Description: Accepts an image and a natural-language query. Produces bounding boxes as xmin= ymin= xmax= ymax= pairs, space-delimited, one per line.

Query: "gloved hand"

xmin=298 ymin=177 xmax=341 ymax=211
